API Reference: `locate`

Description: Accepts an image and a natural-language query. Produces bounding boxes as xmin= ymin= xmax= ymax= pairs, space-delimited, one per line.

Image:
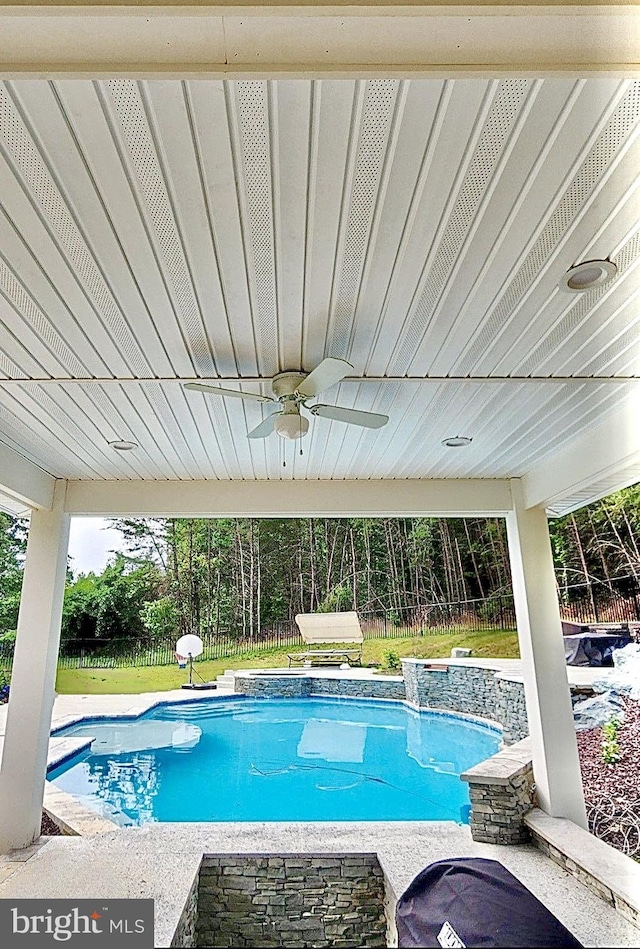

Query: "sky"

xmin=68 ymin=517 xmax=126 ymax=575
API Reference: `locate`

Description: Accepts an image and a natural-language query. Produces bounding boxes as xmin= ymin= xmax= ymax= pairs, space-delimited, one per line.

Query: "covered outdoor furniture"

xmin=396 ymin=857 xmax=583 ymax=948
xmin=564 ymin=631 xmax=632 ymax=666
xmin=289 ymin=611 xmax=363 ymax=667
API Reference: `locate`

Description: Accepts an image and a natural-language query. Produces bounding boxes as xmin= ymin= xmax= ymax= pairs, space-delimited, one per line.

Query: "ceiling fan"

xmin=184 ymin=358 xmax=389 ymax=440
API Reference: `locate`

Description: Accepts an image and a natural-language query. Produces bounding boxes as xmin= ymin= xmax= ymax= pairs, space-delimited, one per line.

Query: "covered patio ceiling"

xmin=0 ymin=72 xmax=638 ymax=518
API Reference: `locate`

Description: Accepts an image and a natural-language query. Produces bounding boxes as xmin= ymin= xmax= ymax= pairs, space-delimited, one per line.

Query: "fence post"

xmin=591 ymin=582 xmax=600 ymax=623
xmin=632 ymin=581 xmax=640 ymax=622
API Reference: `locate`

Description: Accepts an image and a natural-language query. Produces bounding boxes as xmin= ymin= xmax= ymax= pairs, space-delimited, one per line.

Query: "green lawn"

xmin=54 ymin=628 xmax=519 ymax=694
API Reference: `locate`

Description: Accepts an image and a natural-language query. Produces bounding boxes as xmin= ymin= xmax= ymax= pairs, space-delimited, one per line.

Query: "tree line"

xmin=0 ymin=484 xmax=638 ymax=648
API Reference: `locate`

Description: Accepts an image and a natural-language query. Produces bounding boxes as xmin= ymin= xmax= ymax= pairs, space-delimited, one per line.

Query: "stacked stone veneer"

xmin=171 ymin=874 xmax=199 ymax=948
xmin=234 ymin=673 xmax=405 ymax=702
xmin=461 ymin=737 xmax=535 ymax=844
xmin=494 ymin=675 xmax=528 ymax=744
xmin=525 ymin=809 xmax=640 ymax=929
xmin=196 ymin=854 xmax=387 ymax=948
xmin=402 ymin=660 xmax=528 ymax=744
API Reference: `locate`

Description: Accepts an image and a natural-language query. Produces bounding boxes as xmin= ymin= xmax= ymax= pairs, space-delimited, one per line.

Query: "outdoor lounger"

xmin=289 ymin=611 xmax=364 ymax=667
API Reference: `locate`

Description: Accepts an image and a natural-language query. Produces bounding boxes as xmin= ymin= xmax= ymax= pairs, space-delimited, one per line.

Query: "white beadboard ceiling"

xmin=0 ymin=77 xmax=638 ymax=485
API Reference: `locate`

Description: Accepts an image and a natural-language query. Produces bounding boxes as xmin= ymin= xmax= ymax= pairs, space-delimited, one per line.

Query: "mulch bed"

xmin=576 ymin=696 xmax=640 ymax=856
xmin=40 ymin=811 xmax=62 ymax=836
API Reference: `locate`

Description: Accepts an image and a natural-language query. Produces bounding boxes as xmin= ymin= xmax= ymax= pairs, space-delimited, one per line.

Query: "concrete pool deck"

xmin=0 ymin=819 xmax=638 ymax=947
xmin=0 ymin=673 xmax=638 ymax=947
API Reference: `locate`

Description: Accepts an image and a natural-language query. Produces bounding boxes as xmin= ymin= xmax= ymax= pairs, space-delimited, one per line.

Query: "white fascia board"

xmin=523 ymin=401 xmax=640 ymax=514
xmin=0 ymin=441 xmax=55 ymax=511
xmin=0 ymin=3 xmax=639 ymax=77
xmin=64 ymin=478 xmax=512 ymax=517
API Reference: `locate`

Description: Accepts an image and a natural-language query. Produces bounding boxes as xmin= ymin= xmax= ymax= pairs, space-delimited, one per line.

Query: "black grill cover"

xmin=396 ymin=857 xmax=583 ymax=948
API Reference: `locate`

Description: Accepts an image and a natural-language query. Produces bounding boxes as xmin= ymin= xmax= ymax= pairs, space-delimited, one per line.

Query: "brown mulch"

xmin=576 ymin=696 xmax=640 ymax=855
xmin=40 ymin=811 xmax=62 ymax=836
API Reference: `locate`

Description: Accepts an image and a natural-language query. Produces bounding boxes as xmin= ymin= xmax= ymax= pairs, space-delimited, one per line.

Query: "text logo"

xmin=437 ymin=919 xmax=466 ymax=949
xmin=0 ymin=899 xmax=153 ymax=946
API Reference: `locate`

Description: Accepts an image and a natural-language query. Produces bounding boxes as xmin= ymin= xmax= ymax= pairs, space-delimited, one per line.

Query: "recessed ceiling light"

xmin=559 ymin=259 xmax=617 ymax=293
xmin=442 ymin=436 xmax=473 ymax=448
xmin=109 ymin=440 xmax=138 ymax=451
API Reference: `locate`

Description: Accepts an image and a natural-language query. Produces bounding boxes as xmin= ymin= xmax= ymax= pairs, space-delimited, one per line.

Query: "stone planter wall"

xmin=196 ymin=854 xmax=387 ymax=948
xmin=402 ymin=660 xmax=528 ymax=744
xmin=460 ymin=737 xmax=535 ymax=844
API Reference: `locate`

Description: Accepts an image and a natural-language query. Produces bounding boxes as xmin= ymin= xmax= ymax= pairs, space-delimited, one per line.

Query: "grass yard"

xmin=54 ymin=628 xmax=519 ymax=694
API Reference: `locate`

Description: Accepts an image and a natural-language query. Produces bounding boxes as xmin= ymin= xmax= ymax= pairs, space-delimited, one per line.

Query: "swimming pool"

xmin=48 ymin=697 xmax=500 ymax=826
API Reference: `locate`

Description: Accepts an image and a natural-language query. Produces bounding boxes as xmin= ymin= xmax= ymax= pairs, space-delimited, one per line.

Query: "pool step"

xmin=216 ymin=671 xmax=236 ymax=690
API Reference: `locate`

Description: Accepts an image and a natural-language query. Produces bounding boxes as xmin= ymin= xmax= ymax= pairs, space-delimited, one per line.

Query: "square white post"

xmin=0 ymin=482 xmax=70 ymax=852
xmin=506 ymin=479 xmax=587 ymax=828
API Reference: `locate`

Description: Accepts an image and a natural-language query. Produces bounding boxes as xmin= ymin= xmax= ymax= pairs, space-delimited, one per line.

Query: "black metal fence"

xmin=0 ymin=575 xmax=637 ymax=671
xmin=55 ymin=627 xmax=305 ymax=670
xmin=48 ymin=595 xmax=519 ymax=669
xmin=556 ymin=575 xmax=640 ymax=625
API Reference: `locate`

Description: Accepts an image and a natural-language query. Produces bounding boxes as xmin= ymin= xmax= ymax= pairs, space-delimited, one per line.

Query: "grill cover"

xmin=396 ymin=857 xmax=583 ymax=948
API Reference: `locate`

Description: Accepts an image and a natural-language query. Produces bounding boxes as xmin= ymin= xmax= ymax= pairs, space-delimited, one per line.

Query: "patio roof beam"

xmin=64 ymin=478 xmax=513 ymax=518
xmin=0 ymin=2 xmax=639 ymax=78
xmin=0 ymin=441 xmax=55 ymax=512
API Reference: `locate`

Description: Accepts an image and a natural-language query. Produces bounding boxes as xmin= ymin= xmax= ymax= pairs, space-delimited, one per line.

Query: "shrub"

xmin=382 ymin=648 xmax=401 ymax=670
xmin=601 ymin=717 xmax=622 ymax=765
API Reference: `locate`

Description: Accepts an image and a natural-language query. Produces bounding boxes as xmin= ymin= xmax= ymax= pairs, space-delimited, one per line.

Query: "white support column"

xmin=0 ymin=482 xmax=70 ymax=852
xmin=506 ymin=479 xmax=587 ymax=828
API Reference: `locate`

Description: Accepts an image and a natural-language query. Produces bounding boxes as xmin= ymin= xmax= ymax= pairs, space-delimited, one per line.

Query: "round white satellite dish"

xmin=175 ymin=634 xmax=204 ymax=658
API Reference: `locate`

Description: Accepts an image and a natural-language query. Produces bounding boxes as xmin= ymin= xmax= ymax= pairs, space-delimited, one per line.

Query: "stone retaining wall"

xmin=234 ymin=674 xmax=310 ymax=698
xmin=309 ymin=677 xmax=405 ymax=701
xmin=233 ymin=673 xmax=405 ymax=702
xmin=495 ymin=675 xmax=528 ymax=744
xmin=461 ymin=737 xmax=535 ymax=844
xmin=402 ymin=660 xmax=528 ymax=744
xmin=196 ymin=854 xmax=387 ymax=948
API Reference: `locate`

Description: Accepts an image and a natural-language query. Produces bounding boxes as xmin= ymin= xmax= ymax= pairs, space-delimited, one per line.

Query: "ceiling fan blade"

xmin=247 ymin=413 xmax=280 ymax=439
xmin=311 ymin=404 xmax=389 ymax=429
xmin=297 ymin=358 xmax=353 ymax=398
xmin=184 ymin=382 xmax=273 ymax=404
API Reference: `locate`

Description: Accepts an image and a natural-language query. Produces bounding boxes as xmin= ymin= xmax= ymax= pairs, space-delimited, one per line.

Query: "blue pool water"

xmin=48 ymin=697 xmax=500 ymax=826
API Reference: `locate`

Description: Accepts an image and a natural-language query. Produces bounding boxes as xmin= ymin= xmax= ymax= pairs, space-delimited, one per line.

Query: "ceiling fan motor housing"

xmin=271 ymin=371 xmax=308 ymax=399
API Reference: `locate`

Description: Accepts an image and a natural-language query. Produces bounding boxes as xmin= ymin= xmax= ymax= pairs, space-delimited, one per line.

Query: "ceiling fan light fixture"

xmin=559 ymin=259 xmax=617 ymax=292
xmin=274 ymin=413 xmax=309 ymax=440
xmin=442 ymin=435 xmax=473 ymax=448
